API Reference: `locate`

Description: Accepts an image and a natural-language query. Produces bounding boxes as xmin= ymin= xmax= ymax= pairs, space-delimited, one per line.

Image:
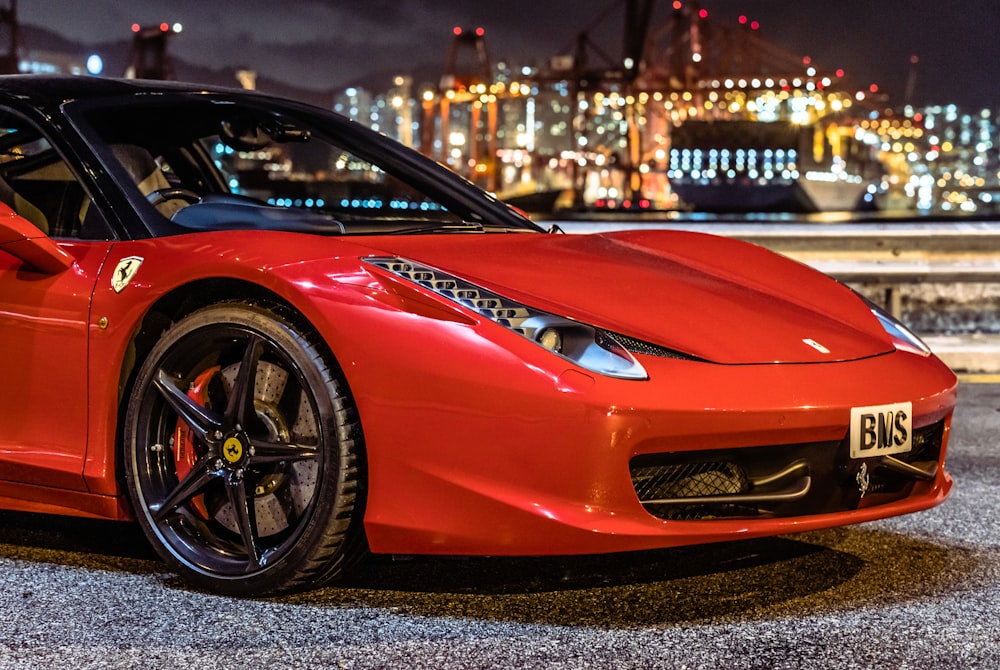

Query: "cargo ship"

xmin=667 ymin=118 xmax=883 ymax=213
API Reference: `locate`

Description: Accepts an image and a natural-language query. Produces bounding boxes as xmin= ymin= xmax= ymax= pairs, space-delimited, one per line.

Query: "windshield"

xmin=68 ymin=94 xmax=538 ymax=236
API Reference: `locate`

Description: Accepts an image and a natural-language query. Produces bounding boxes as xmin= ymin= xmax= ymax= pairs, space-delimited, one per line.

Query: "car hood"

xmin=364 ymin=229 xmax=894 ymax=365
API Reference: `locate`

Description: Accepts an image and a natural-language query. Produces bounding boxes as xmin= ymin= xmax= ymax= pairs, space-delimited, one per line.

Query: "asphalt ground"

xmin=1 ymin=381 xmax=998 ymax=669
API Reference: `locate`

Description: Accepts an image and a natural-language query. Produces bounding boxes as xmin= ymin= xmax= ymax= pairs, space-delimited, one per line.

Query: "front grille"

xmin=631 ymin=420 xmax=945 ymax=521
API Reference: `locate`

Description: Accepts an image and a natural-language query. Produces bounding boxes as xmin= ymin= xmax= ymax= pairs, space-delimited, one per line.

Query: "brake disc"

xmin=206 ymin=360 xmax=319 ymax=537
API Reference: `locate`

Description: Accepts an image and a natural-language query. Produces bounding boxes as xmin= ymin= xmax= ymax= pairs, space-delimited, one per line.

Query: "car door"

xmin=0 ymin=111 xmax=114 ymax=492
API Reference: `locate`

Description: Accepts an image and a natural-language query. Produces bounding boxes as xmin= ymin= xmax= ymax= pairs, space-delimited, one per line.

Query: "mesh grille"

xmin=632 ymin=461 xmax=750 ymax=521
xmin=632 ymin=461 xmax=748 ymax=500
xmin=609 ymin=332 xmax=697 ymax=360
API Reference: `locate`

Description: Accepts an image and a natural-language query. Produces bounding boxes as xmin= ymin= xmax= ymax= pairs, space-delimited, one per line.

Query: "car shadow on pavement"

xmin=0 ymin=510 xmax=984 ymax=628
xmin=0 ymin=510 xmax=160 ymax=573
xmin=283 ymin=526 xmax=984 ymax=627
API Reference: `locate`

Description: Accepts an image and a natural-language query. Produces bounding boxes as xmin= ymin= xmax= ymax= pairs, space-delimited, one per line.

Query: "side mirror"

xmin=0 ymin=202 xmax=74 ymax=274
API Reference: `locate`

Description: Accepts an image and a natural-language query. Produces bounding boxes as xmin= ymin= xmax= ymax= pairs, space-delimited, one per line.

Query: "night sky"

xmin=18 ymin=0 xmax=1000 ymax=110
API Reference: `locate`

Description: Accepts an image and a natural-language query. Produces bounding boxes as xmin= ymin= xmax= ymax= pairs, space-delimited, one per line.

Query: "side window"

xmin=0 ymin=110 xmax=113 ymax=240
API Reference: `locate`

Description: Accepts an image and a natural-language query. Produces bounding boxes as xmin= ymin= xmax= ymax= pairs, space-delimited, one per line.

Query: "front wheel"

xmin=123 ymin=303 xmax=365 ymax=596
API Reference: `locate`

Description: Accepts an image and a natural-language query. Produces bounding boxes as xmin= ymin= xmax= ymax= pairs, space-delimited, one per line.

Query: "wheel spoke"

xmin=226 ymin=474 xmax=261 ymax=567
xmin=151 ymin=454 xmax=219 ymax=522
xmin=154 ymin=369 xmax=223 ymax=442
xmin=249 ymin=437 xmax=320 ymax=465
xmin=226 ymin=334 xmax=264 ymax=428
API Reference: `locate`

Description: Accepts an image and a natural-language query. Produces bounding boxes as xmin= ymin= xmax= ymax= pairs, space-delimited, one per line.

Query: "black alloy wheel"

xmin=124 ymin=303 xmax=365 ymax=596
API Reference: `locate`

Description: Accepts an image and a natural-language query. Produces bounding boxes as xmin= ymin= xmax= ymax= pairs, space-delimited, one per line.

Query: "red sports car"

xmin=0 ymin=76 xmax=956 ymax=596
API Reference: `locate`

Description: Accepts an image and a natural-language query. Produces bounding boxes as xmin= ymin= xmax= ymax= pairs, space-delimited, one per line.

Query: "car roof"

xmin=0 ymin=74 xmax=252 ymax=110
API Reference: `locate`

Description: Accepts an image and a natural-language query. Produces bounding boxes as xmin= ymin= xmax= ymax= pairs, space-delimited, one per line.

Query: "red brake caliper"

xmin=172 ymin=365 xmax=220 ymax=519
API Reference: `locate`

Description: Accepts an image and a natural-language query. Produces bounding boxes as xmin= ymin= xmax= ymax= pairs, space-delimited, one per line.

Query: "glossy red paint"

xmin=0 ymin=236 xmax=111 ymax=495
xmin=2 ymin=224 xmax=955 ymax=556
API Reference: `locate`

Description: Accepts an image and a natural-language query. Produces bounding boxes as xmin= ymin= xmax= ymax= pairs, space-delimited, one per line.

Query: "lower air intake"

xmin=630 ymin=420 xmax=945 ymax=521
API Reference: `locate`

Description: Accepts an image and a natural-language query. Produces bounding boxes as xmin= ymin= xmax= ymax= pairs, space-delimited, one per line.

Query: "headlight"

xmin=863 ymin=296 xmax=932 ymax=356
xmin=366 ymin=257 xmax=649 ymax=380
xmin=519 ymin=314 xmax=648 ymax=379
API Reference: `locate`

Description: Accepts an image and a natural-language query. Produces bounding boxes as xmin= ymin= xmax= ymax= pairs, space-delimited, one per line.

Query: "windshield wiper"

xmin=383 ymin=221 xmax=485 ymax=235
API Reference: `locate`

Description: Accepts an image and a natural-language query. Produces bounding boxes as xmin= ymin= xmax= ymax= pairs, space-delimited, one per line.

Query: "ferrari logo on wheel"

xmin=112 ymin=256 xmax=144 ymax=293
xmin=223 ymin=437 xmax=244 ymax=463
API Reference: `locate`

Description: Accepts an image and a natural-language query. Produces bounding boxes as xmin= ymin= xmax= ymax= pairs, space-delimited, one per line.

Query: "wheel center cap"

xmin=222 ymin=436 xmax=245 ymax=464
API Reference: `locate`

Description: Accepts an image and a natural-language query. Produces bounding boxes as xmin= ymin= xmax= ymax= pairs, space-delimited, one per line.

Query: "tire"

xmin=123 ymin=303 xmax=365 ymax=596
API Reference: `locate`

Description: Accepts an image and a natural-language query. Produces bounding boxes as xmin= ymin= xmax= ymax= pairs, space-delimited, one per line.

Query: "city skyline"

xmin=15 ymin=0 xmax=1000 ymax=111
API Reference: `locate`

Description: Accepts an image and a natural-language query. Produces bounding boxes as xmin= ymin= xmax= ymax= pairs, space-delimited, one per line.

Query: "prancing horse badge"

xmin=112 ymin=256 xmax=144 ymax=293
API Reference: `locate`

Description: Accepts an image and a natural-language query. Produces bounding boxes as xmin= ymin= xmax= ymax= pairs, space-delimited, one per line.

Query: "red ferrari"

xmin=0 ymin=76 xmax=956 ymax=596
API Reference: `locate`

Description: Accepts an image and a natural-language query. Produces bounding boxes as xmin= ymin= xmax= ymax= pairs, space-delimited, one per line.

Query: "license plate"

xmin=849 ymin=402 xmax=912 ymax=459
